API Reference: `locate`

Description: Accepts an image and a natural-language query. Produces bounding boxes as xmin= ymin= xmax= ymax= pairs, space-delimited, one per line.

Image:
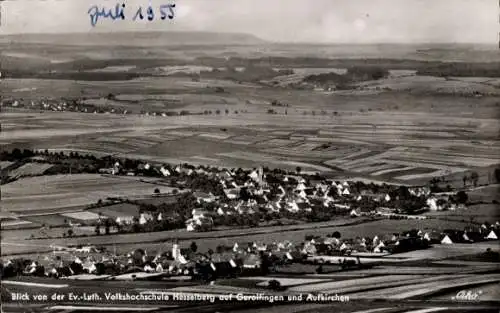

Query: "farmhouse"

xmin=242 ymin=254 xmax=261 ymax=269
xmin=224 ymin=188 xmax=240 ymax=200
xmin=441 ymin=235 xmax=453 ymax=244
xmin=186 ymin=209 xmax=214 ymax=232
xmin=115 ymin=216 xmax=134 ymax=225
xmin=194 ymin=192 xmax=216 ymax=203
xmin=486 ymin=230 xmax=498 ymax=240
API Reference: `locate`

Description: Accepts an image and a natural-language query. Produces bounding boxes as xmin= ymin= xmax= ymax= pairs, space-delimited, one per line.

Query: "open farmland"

xmin=425 ymin=184 xmax=500 ymax=223
xmin=6 ymin=162 xmax=53 ymax=178
xmin=2 ymin=88 xmax=499 ymax=185
xmin=1 ymin=174 xmax=167 ymax=212
xmin=426 ymin=204 xmax=500 ymax=224
xmin=0 ymin=161 xmax=14 ymax=169
xmin=3 ymin=29 xmax=500 ymax=313
xmin=0 ymin=76 xmax=261 ymax=105
xmin=89 ymin=202 xmax=141 ymax=218
xmin=355 ymin=75 xmax=500 ymax=96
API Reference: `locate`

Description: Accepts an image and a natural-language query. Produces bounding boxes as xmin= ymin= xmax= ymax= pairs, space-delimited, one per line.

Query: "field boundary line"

xmin=2 ymin=280 xmax=69 ymax=288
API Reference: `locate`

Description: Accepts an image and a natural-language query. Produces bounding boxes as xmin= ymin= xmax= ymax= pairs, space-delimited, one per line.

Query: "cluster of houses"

xmin=0 ymin=98 xmax=129 ymax=115
xmin=438 ymin=223 xmax=499 ymax=244
xmin=180 ymin=167 xmax=433 ymax=232
xmin=93 ymin=161 xmax=466 ymax=233
xmin=3 ymin=220 xmax=499 ymax=281
xmin=2 ymin=98 xmax=238 ymax=118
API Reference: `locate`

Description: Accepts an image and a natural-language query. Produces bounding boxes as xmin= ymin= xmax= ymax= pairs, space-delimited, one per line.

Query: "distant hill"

xmin=0 ymin=31 xmax=266 ymax=46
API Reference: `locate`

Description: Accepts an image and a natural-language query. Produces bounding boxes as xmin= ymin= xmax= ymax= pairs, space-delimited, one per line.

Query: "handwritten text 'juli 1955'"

xmin=88 ymin=3 xmax=176 ymax=27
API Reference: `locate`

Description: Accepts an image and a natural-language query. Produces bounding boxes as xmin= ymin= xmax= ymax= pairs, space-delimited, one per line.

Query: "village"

xmin=2 ymin=219 xmax=499 ymax=283
xmin=1 ymin=150 xmax=499 ymax=284
xmin=0 ymin=97 xmax=221 ymax=117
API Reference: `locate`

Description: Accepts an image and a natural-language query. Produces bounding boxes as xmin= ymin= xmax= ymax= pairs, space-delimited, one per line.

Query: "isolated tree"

xmin=295 ymin=166 xmax=302 ymax=174
xmin=470 ymin=171 xmax=479 ymax=187
xmin=67 ymin=229 xmax=74 ymax=237
xmin=267 ymin=279 xmax=282 ymax=291
xmin=456 ymin=191 xmax=468 ymax=204
xmin=154 ymin=188 xmax=160 ymax=194
xmin=104 ymin=219 xmax=111 ymax=235
xmin=132 ymin=216 xmax=140 ymax=233
xmin=225 ymin=109 xmax=229 ymax=114
xmin=494 ymin=168 xmax=500 ymax=183
xmin=216 ymin=244 xmax=225 ymax=254
xmin=215 ymin=109 xmax=221 ymax=115
xmin=396 ymin=186 xmax=411 ymax=200
xmin=190 ymin=241 xmax=198 ymax=253
xmin=94 ymin=225 xmax=100 ymax=236
xmin=11 ymin=148 xmax=22 ymax=160
xmin=462 ymin=175 xmax=468 ymax=187
xmin=332 ymin=231 xmax=341 ymax=239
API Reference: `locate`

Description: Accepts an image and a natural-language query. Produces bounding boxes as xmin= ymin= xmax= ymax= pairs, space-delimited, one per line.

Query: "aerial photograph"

xmin=0 ymin=0 xmax=499 ymax=312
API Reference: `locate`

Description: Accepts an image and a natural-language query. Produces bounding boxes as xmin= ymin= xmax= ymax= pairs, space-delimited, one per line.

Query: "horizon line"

xmin=0 ymin=31 xmax=495 ymax=46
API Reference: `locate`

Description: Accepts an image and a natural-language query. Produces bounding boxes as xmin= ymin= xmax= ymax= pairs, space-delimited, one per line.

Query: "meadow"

xmin=2 ymin=91 xmax=498 ymax=185
xmin=1 ymin=174 xmax=167 ymax=212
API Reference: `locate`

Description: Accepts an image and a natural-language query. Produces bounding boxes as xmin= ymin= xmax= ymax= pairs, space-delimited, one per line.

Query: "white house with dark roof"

xmin=296 ymin=182 xmax=307 ymax=191
xmin=139 ymin=213 xmax=153 ymax=225
xmin=160 ymin=166 xmax=171 ymax=176
xmin=297 ymin=189 xmax=307 ymax=199
xmin=116 ymin=216 xmax=134 ymax=225
xmin=350 ymin=209 xmax=361 ymax=217
xmin=243 ymin=254 xmax=261 ymax=269
xmin=194 ymin=192 xmax=216 ymax=203
xmin=286 ymin=200 xmax=300 ymax=213
xmin=265 ymin=201 xmax=281 ymax=213
xmin=441 ymin=235 xmax=453 ymax=244
xmin=486 ymin=230 xmax=498 ymax=240
xmin=224 ymin=188 xmax=240 ymax=200
xmin=186 ymin=214 xmax=213 ymax=232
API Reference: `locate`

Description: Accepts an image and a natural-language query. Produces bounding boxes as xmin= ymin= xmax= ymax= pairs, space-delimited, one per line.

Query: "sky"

xmin=0 ymin=0 xmax=497 ymax=43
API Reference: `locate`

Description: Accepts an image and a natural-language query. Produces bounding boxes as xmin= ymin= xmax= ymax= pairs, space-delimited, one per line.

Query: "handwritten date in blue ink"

xmin=88 ymin=3 xmax=175 ymax=27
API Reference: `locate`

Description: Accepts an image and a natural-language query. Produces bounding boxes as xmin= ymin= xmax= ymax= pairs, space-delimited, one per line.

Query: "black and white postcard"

xmin=0 ymin=1 xmax=499 ymax=312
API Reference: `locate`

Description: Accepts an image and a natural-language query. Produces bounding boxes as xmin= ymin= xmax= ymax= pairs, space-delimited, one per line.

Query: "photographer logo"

xmin=452 ymin=290 xmax=482 ymax=301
